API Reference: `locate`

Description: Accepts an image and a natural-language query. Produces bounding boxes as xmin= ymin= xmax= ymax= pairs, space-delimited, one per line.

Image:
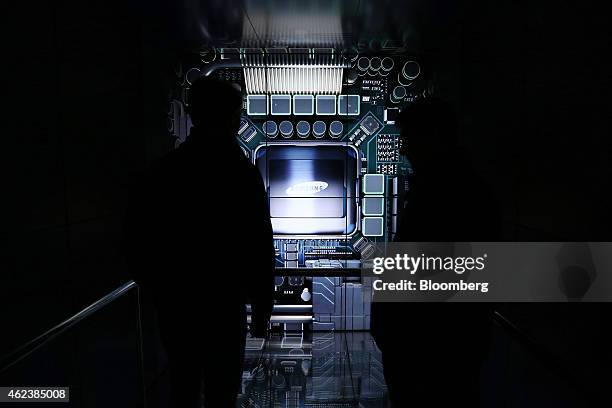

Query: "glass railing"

xmin=1 ymin=279 xmax=599 ymax=407
xmin=0 ymin=281 xmax=145 ymax=407
xmin=489 ymin=309 xmax=600 ymax=406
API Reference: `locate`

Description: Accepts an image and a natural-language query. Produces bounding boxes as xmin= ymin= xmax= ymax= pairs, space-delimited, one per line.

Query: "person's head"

xmin=397 ymin=98 xmax=458 ymax=171
xmin=187 ymin=77 xmax=242 ymax=135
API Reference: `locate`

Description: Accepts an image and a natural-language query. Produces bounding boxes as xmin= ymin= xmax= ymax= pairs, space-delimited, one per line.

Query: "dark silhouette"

xmin=371 ymin=98 xmax=500 ymax=407
xmin=124 ymin=78 xmax=275 ymax=407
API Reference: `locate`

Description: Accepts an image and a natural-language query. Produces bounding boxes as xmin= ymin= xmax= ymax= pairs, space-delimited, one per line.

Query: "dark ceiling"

xmin=146 ymin=0 xmax=450 ymax=53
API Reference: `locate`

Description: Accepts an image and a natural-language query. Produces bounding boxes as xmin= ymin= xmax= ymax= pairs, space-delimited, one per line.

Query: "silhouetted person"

xmin=371 ymin=98 xmax=500 ymax=407
xmin=124 ymin=78 xmax=275 ymax=407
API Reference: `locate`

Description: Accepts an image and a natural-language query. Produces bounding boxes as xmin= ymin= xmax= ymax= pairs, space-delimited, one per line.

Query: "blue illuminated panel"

xmin=271 ymin=95 xmax=292 ymax=115
xmin=293 ymin=95 xmax=315 ymax=115
xmin=247 ymin=95 xmax=268 ymax=116
xmin=338 ymin=95 xmax=360 ymax=116
xmin=316 ymin=95 xmax=337 ymax=115
xmin=362 ymin=217 xmax=384 ymax=236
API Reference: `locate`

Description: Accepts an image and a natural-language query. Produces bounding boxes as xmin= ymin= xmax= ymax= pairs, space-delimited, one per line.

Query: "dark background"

xmin=2 ymin=0 xmax=610 ymax=405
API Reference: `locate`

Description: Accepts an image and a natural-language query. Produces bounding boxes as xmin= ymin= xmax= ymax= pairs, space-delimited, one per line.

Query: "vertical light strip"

xmin=242 ymin=51 xmax=346 ymax=94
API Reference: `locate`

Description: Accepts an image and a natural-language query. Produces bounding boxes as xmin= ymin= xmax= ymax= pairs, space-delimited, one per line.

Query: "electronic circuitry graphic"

xmin=238 ymin=332 xmax=387 ymax=407
xmin=168 ymin=46 xmax=431 ymax=331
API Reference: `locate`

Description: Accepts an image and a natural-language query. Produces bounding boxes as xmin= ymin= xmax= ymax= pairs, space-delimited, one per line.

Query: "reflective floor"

xmin=237 ymin=332 xmax=389 ymax=407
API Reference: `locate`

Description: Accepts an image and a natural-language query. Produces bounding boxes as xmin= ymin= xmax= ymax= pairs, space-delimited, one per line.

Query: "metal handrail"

xmin=1 ymin=280 xmax=592 ymax=404
xmin=492 ymin=310 xmax=593 ymax=403
xmin=0 ymin=280 xmax=138 ymax=373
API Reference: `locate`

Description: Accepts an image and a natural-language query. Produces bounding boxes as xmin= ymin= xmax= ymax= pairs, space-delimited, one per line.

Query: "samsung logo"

xmin=286 ymin=181 xmax=329 ymax=196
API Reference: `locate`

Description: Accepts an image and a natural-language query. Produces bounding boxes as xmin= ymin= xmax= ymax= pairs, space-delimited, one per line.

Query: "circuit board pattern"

xmin=171 ymin=48 xmax=429 ymax=332
xmin=376 ymin=134 xmax=400 ymax=162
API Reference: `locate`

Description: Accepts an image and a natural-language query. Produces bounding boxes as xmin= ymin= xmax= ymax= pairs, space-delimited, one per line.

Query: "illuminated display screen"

xmin=268 ymin=159 xmax=345 ymax=218
xmin=255 ymin=145 xmax=358 ymax=235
